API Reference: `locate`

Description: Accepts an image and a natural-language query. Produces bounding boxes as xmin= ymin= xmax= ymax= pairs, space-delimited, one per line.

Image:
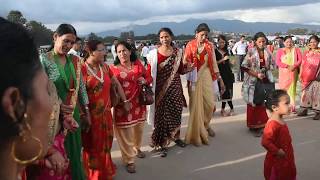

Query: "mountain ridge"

xmin=96 ymin=19 xmax=320 ymax=37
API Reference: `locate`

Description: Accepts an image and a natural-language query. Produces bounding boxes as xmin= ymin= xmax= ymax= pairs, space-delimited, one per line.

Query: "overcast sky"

xmin=1 ymin=0 xmax=320 ymax=34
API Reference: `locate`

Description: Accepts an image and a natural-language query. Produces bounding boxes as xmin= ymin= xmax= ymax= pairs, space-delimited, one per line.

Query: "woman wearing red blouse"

xmin=110 ymin=41 xmax=152 ymax=173
xmin=147 ymin=28 xmax=192 ymax=157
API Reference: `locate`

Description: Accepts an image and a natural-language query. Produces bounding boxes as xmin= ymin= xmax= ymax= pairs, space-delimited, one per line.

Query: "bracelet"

xmin=123 ymin=100 xmax=129 ymax=103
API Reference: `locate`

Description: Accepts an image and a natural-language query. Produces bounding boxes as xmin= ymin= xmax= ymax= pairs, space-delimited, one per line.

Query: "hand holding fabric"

xmin=80 ymin=110 xmax=91 ymax=133
xmin=47 ymin=151 xmax=69 ymax=176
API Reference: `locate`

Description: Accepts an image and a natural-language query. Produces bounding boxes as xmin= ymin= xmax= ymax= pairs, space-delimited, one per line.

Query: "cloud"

xmin=43 ymin=2 xmax=320 ymax=34
xmin=1 ymin=0 xmax=319 ymax=34
xmin=0 ymin=0 xmax=317 ymax=23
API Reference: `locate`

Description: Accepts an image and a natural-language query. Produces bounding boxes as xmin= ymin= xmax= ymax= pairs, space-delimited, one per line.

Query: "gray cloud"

xmin=0 ymin=0 xmax=318 ymax=23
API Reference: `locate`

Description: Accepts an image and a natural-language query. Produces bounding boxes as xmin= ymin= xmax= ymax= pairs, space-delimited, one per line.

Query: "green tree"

xmin=87 ymin=32 xmax=103 ymax=41
xmin=27 ymin=20 xmax=53 ymax=46
xmin=287 ymin=28 xmax=308 ymax=35
xmin=7 ymin=10 xmax=27 ymax=25
xmin=175 ymin=34 xmax=194 ymax=41
xmin=103 ymin=36 xmax=118 ymax=44
xmin=274 ymin=32 xmax=282 ymax=36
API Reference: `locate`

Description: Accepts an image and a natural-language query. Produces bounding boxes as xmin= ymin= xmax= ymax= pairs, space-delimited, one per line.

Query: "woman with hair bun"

xmin=185 ymin=23 xmax=225 ymax=146
xmin=39 ymin=23 xmax=91 ymax=180
xmin=81 ymin=40 xmax=128 ymax=179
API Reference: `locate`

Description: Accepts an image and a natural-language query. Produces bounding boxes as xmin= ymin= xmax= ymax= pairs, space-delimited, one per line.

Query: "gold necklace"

xmin=85 ymin=62 xmax=104 ymax=83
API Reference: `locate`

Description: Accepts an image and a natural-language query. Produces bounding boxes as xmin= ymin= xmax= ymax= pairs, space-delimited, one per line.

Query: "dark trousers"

xmin=237 ymin=55 xmax=245 ymax=81
xmin=143 ymin=57 xmax=148 ymax=66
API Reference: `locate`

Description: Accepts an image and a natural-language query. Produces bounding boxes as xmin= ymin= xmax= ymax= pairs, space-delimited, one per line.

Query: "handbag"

xmin=139 ymin=84 xmax=154 ymax=105
xmin=253 ymin=80 xmax=275 ymax=105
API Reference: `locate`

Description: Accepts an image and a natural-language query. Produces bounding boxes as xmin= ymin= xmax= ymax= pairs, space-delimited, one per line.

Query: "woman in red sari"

xmin=110 ymin=41 xmax=152 ymax=173
xmin=298 ymin=35 xmax=320 ymax=120
xmin=81 ymin=40 xmax=128 ymax=180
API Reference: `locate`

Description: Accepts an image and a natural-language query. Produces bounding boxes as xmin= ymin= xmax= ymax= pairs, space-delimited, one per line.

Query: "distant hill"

xmin=96 ymin=19 xmax=320 ymax=37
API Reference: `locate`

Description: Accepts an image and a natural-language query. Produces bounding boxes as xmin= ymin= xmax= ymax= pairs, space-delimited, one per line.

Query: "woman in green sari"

xmin=40 ymin=24 xmax=91 ymax=180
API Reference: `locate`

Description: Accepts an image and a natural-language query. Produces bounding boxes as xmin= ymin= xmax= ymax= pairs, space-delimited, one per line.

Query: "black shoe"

xmin=160 ymin=148 xmax=168 ymax=157
xmin=136 ymin=150 xmax=146 ymax=158
xmin=174 ymin=139 xmax=187 ymax=148
xmin=253 ymin=128 xmax=263 ymax=137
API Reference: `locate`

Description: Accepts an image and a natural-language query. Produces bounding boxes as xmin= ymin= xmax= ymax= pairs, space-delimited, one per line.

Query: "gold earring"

xmin=11 ymin=113 xmax=43 ymax=165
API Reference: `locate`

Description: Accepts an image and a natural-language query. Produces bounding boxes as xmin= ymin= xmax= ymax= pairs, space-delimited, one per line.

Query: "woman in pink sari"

xmin=276 ymin=36 xmax=302 ymax=112
xmin=298 ymin=35 xmax=320 ymax=120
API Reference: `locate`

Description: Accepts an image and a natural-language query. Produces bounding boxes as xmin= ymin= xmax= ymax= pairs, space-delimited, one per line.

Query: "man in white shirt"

xmin=232 ymin=35 xmax=247 ymax=82
xmin=68 ymin=37 xmax=82 ymax=58
xmin=140 ymin=43 xmax=149 ymax=66
xmin=111 ymin=38 xmax=118 ymax=60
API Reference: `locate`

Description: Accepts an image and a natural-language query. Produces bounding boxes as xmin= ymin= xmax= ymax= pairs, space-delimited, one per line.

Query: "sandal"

xmin=220 ymin=109 xmax=227 ymax=116
xmin=313 ymin=113 xmax=320 ymax=120
xmin=252 ymin=128 xmax=263 ymax=137
xmin=160 ymin=148 xmax=168 ymax=157
xmin=174 ymin=139 xmax=187 ymax=148
xmin=207 ymin=127 xmax=216 ymax=137
xmin=297 ymin=108 xmax=308 ymax=116
xmin=126 ymin=163 xmax=136 ymax=173
xmin=136 ymin=150 xmax=146 ymax=158
xmin=228 ymin=109 xmax=235 ymax=116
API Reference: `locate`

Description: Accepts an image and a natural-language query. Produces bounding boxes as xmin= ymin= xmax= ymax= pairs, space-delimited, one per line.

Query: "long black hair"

xmin=253 ymin=32 xmax=268 ymax=42
xmin=217 ymin=34 xmax=229 ymax=53
xmin=114 ymin=41 xmax=137 ymax=65
xmin=195 ymin=23 xmax=210 ymax=33
xmin=158 ymin=27 xmax=175 ymax=46
xmin=83 ymin=39 xmax=103 ymax=60
xmin=0 ymin=17 xmax=42 ymax=140
xmin=48 ymin=23 xmax=77 ymax=52
xmin=308 ymin=35 xmax=319 ymax=43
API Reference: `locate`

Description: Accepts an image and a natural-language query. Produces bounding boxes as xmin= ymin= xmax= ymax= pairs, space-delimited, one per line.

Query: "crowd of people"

xmin=1 ymin=16 xmax=320 ymax=180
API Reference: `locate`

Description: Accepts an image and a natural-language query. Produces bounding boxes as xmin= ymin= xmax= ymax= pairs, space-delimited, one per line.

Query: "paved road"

xmin=111 ymin=76 xmax=320 ymax=180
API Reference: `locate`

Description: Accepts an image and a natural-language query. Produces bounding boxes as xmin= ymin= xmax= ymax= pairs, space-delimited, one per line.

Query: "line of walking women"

xmin=3 ymin=16 xmax=319 ymax=180
xmin=6 ymin=17 xmax=320 ymax=180
xmin=20 ymin=22 xmax=232 ymax=179
xmin=21 ymin=21 xmax=320 ymax=180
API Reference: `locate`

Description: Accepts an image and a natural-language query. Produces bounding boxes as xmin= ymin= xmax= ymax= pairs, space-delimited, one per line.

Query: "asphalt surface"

xmin=110 ymin=74 xmax=320 ymax=180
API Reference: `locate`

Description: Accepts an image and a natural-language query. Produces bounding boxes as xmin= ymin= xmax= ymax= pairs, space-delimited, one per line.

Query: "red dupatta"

xmin=300 ymin=49 xmax=320 ymax=89
xmin=184 ymin=39 xmax=217 ymax=80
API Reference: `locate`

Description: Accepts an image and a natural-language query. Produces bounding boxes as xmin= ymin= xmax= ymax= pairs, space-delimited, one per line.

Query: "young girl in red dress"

xmin=262 ymin=89 xmax=296 ymax=180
